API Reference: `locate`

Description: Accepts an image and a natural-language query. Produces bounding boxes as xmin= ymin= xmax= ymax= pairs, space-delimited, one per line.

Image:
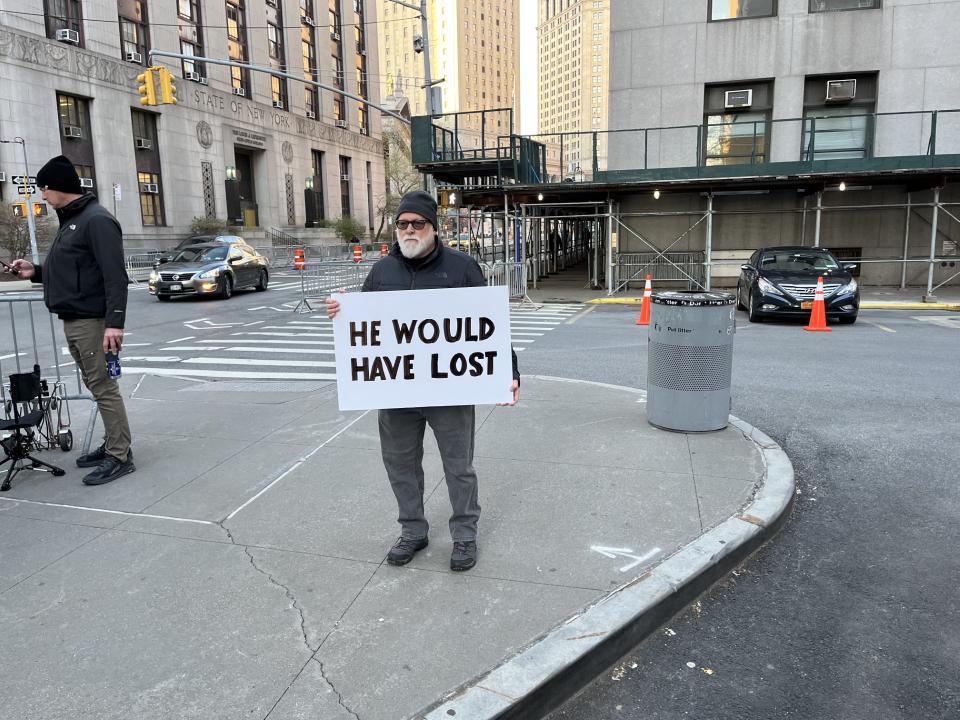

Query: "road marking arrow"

xmin=590 ymin=545 xmax=662 ymax=573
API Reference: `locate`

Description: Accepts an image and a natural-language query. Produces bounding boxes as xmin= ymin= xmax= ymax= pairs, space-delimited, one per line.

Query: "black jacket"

xmin=362 ymin=240 xmax=519 ymax=381
xmin=34 ymin=194 xmax=128 ymax=329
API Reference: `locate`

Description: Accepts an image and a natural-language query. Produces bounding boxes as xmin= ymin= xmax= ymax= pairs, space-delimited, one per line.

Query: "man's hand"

xmin=10 ymin=259 xmax=35 ymax=279
xmin=325 ymin=288 xmax=346 ymax=319
xmin=497 ymin=380 xmax=520 ymax=407
xmin=103 ymin=327 xmax=124 ymax=354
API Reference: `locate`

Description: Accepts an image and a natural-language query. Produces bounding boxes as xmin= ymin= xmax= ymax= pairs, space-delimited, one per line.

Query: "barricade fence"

xmin=124 ymin=251 xmax=166 ymax=284
xmin=293 ymin=259 xmax=377 ymax=313
xmin=481 ymin=260 xmax=531 ymax=300
xmin=0 ymin=292 xmax=97 ymax=459
xmin=616 ymin=251 xmax=707 ymax=290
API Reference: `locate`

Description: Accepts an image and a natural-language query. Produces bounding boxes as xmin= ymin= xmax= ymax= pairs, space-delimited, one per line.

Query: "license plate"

xmin=170 ymin=283 xmax=182 ymax=291
xmin=801 ymin=301 xmax=813 ymax=310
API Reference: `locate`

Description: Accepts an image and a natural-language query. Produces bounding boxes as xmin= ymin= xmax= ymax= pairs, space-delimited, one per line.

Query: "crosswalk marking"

xmin=124 ymin=303 xmax=582 ymax=380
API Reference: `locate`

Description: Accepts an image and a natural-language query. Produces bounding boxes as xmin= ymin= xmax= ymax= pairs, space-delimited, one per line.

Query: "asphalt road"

xmin=521 ymin=306 xmax=960 ymax=720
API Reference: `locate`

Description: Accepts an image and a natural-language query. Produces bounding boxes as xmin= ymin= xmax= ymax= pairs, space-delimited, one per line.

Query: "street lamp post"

xmin=1 ymin=137 xmax=40 ymax=263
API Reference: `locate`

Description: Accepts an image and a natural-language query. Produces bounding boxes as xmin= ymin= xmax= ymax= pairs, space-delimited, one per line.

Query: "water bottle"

xmin=105 ymin=351 xmax=121 ymax=379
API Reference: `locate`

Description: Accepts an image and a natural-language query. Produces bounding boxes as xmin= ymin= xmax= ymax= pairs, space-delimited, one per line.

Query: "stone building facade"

xmin=0 ymin=0 xmax=385 ymax=246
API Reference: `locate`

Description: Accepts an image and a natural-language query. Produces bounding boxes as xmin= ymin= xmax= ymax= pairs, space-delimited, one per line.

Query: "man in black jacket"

xmin=326 ymin=190 xmax=519 ymax=572
xmin=11 ymin=156 xmax=134 ymax=486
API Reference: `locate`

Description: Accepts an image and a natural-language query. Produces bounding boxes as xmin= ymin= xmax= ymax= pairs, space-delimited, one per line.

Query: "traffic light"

xmin=137 ymin=67 xmax=157 ymax=106
xmin=12 ymin=203 xmax=27 ymax=218
xmin=33 ymin=203 xmax=47 ymax=217
xmin=157 ymin=67 xmax=178 ymax=105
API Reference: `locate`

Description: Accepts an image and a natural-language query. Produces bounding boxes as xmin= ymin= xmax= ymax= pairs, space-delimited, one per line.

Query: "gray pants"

xmin=378 ymin=405 xmax=479 ymax=542
xmin=62 ymin=318 xmax=132 ymax=462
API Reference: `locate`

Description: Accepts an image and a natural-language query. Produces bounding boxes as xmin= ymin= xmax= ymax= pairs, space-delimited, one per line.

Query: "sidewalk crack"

xmin=219 ymin=523 xmax=313 ymax=654
xmin=314 ymin=658 xmax=362 ymax=720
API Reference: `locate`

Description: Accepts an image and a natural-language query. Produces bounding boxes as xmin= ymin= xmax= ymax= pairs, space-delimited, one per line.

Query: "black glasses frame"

xmin=396 ymin=219 xmax=427 ymax=230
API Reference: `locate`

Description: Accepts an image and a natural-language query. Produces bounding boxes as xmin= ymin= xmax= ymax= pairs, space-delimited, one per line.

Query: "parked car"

xmin=156 ymin=234 xmax=242 ymax=264
xmin=736 ymin=246 xmax=859 ymax=324
xmin=148 ymin=241 xmax=269 ymax=301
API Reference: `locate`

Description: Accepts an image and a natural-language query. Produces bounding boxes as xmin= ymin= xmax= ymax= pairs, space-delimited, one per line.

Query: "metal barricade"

xmin=0 ymin=292 xmax=97 ymax=460
xmin=293 ymin=260 xmax=377 ymax=313
xmin=616 ymin=251 xmax=707 ymax=290
xmin=483 ymin=260 xmax=529 ymax=300
xmin=124 ymin=251 xmax=165 ymax=284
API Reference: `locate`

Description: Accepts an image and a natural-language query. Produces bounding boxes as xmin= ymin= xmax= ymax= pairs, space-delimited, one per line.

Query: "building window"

xmin=177 ymin=0 xmax=199 ymax=21
xmin=226 ymin=0 xmax=251 ymax=93
xmin=339 ymin=155 xmax=351 ymax=217
xmin=266 ymin=0 xmax=287 ymax=107
xmin=354 ymin=0 xmax=369 ymax=135
xmin=302 ymin=26 xmax=319 ymax=116
xmin=57 ymin=93 xmax=97 ymax=191
xmin=177 ymin=0 xmax=205 ymax=78
xmin=709 ymin=0 xmax=776 ymax=21
xmin=45 ymin=0 xmax=84 ymax=45
xmin=810 ymin=0 xmax=879 ymax=11
xmin=311 ymin=150 xmax=325 ymax=219
xmin=802 ymin=73 xmax=877 ymax=161
xmin=330 ymin=0 xmax=345 ymax=123
xmin=267 ymin=23 xmax=282 ymax=59
xmin=703 ymin=80 xmax=773 ymax=165
xmin=118 ymin=0 xmax=149 ymax=63
xmin=132 ymin=110 xmax=164 ymax=226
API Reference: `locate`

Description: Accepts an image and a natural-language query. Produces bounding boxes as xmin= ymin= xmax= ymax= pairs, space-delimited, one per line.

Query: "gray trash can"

xmin=646 ymin=291 xmax=736 ymax=432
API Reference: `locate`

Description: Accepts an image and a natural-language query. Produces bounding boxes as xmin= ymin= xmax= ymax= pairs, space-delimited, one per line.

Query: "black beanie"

xmin=36 ymin=155 xmax=82 ymax=194
xmin=395 ymin=190 xmax=437 ymax=230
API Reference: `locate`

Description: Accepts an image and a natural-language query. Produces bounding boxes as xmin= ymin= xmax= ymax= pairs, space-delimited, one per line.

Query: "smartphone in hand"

xmin=0 ymin=260 xmax=19 ymax=276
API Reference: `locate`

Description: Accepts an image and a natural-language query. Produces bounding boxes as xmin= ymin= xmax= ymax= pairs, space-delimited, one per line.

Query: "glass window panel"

xmin=704 ymin=111 xmax=768 ymax=165
xmin=810 ymin=0 xmax=879 ymax=11
xmin=710 ymin=0 xmax=776 ymax=21
xmin=803 ymin=107 xmax=869 ymax=160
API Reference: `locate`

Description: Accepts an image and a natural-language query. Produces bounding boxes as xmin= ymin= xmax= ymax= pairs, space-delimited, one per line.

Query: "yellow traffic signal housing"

xmin=157 ymin=67 xmax=178 ymax=105
xmin=137 ymin=67 xmax=157 ymax=106
xmin=33 ymin=203 xmax=47 ymax=217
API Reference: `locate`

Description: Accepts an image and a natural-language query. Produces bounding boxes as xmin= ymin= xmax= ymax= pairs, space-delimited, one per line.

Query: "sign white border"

xmin=332 ymin=286 xmax=513 ymax=411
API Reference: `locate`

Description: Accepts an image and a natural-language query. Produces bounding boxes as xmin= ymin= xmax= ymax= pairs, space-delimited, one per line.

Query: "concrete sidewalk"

xmin=0 ymin=372 xmax=792 ymax=719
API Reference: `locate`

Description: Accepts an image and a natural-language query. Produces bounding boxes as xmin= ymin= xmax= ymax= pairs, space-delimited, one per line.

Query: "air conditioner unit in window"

xmin=302 ymin=15 xmax=315 ymax=26
xmin=184 ymin=71 xmax=207 ymax=83
xmin=724 ymin=89 xmax=753 ymax=109
xmin=139 ymin=183 xmax=159 ymax=194
xmin=79 ymin=178 xmax=94 ymax=188
xmin=340 ymin=174 xmax=350 ymax=181
xmin=232 ymin=87 xmax=246 ymax=96
xmin=272 ymin=101 xmax=285 ymax=109
xmin=305 ymin=110 xmax=316 ymax=119
xmin=198 ymin=75 xmax=208 ymax=85
xmin=55 ymin=29 xmax=79 ymax=44
xmin=125 ymin=51 xmax=142 ymax=64
xmin=331 ymin=31 xmax=340 ymax=41
xmin=135 ymin=137 xmax=152 ymax=150
xmin=335 ymin=120 xmax=348 ymax=129
xmin=826 ymin=79 xmax=856 ymax=102
xmin=62 ymin=125 xmax=82 ymax=139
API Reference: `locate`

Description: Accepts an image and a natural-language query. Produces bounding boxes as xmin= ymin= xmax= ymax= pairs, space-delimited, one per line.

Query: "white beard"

xmin=398 ymin=234 xmax=435 ymax=259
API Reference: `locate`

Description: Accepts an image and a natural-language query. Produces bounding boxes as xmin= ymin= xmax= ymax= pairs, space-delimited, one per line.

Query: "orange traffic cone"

xmin=804 ymin=276 xmax=832 ymax=332
xmin=636 ymin=274 xmax=653 ymax=325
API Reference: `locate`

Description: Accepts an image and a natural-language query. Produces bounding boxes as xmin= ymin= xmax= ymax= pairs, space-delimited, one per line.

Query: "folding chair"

xmin=0 ymin=367 xmax=66 ymax=492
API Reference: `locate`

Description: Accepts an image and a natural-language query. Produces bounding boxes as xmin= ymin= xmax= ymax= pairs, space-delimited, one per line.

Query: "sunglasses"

xmin=396 ymin=219 xmax=427 ymax=230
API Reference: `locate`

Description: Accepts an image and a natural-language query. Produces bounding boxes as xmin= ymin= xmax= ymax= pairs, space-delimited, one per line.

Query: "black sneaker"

xmin=82 ymin=454 xmax=136 ymax=486
xmin=387 ymin=536 xmax=428 ymax=566
xmin=76 ymin=444 xmax=107 ymax=468
xmin=450 ymin=540 xmax=477 ymax=572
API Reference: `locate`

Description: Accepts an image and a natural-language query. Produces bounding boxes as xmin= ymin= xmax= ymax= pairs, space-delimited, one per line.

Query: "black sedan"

xmin=148 ymin=241 xmax=269 ymax=301
xmin=736 ymin=246 xmax=859 ymax=324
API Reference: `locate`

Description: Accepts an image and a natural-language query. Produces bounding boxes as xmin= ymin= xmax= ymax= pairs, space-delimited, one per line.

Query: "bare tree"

xmin=0 ymin=207 xmax=56 ymax=263
xmin=374 ymin=125 xmax=422 ymax=242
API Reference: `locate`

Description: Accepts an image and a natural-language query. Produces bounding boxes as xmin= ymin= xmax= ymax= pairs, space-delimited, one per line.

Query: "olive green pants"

xmin=62 ymin=318 xmax=132 ymax=462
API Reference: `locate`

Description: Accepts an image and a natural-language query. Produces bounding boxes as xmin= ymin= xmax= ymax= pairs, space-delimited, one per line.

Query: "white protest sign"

xmin=332 ymin=286 xmax=513 ymax=411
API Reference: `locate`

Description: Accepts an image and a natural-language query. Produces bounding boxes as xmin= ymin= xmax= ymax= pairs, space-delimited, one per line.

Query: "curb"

xmin=410 ymin=392 xmax=795 ymax=720
xmin=580 ymin=297 xmax=960 ymax=310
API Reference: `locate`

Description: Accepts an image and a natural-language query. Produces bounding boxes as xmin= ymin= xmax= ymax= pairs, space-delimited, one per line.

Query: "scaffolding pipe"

xmin=901 ymin=192 xmax=911 ymax=289
xmin=926 ymin=187 xmax=940 ymax=299
xmin=814 ymin=190 xmax=823 ymax=247
xmin=607 ymin=200 xmax=615 ymax=295
xmin=705 ymin=194 xmax=714 ymax=291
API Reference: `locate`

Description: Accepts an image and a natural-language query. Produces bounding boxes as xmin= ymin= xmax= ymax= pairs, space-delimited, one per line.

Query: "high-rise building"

xmin=537 ymin=0 xmax=609 ymax=181
xmin=376 ymin=0 xmax=520 ymax=140
xmin=0 ymin=0 xmax=386 ymax=241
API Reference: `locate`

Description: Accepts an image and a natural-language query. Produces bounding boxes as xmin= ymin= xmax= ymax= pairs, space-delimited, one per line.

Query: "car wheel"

xmin=219 ymin=275 xmax=233 ymax=299
xmin=736 ymin=283 xmax=746 ymax=311
xmin=747 ymin=296 xmax=763 ymax=323
xmin=255 ymin=269 xmax=268 ymax=291
xmin=838 ymin=314 xmax=857 ymax=325
xmin=156 ymin=294 xmax=170 ymax=302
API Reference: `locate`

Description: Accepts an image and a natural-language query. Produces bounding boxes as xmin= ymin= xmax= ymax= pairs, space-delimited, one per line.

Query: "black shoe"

xmin=76 ymin=444 xmax=107 ymax=468
xmin=450 ymin=540 xmax=477 ymax=572
xmin=82 ymin=454 xmax=136 ymax=486
xmin=387 ymin=536 xmax=428 ymax=566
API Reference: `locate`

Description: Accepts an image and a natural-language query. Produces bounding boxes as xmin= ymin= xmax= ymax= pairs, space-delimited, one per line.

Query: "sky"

xmin=519 ymin=0 xmax=537 ymax=135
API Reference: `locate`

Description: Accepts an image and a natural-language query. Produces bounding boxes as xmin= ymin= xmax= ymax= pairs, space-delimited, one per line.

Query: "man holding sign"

xmin=326 ymin=190 xmax=519 ymax=572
